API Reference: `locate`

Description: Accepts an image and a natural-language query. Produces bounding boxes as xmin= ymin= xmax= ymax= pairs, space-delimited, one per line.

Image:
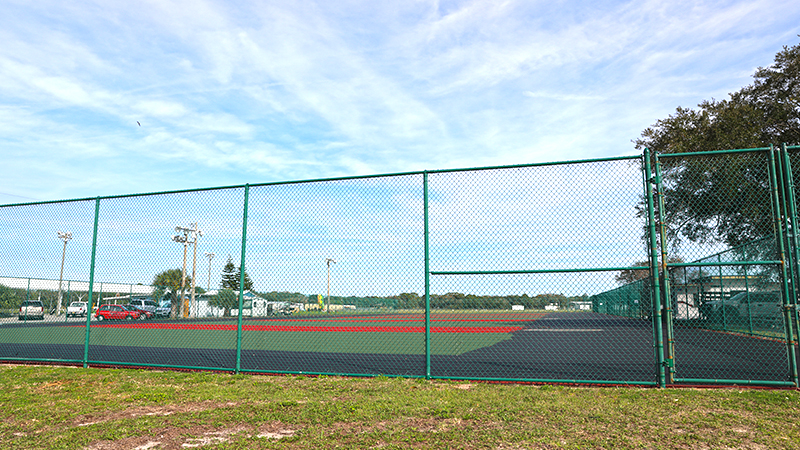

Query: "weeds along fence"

xmin=1 ymin=145 xmax=800 ymax=387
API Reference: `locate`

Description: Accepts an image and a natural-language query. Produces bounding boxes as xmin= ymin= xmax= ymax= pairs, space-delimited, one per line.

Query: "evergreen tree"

xmin=220 ymin=256 xmax=238 ymax=290
xmin=220 ymin=255 xmax=254 ymax=292
xmin=240 ymin=269 xmax=254 ymax=291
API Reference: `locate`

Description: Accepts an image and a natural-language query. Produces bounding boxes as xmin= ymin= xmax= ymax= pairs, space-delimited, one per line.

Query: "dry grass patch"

xmin=85 ymin=422 xmax=297 ymax=450
xmin=72 ymin=401 xmax=238 ymax=427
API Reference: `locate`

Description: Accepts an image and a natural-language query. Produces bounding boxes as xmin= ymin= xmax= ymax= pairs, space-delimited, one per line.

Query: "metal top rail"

xmin=655 ymin=146 xmax=772 ymax=159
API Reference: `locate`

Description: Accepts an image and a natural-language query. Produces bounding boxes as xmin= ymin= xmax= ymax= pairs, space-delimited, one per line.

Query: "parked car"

xmin=129 ymin=298 xmax=158 ymax=315
xmin=701 ymin=291 xmax=782 ymax=322
xmin=94 ymin=304 xmax=140 ymax=321
xmin=123 ymin=304 xmax=152 ymax=319
xmin=66 ymin=301 xmax=88 ymax=317
xmin=18 ymin=300 xmax=45 ymax=320
xmin=156 ymin=301 xmax=172 ymax=318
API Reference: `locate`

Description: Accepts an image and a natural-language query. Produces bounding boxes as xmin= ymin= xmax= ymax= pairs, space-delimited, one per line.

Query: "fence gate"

xmin=652 ymin=146 xmax=799 ymax=387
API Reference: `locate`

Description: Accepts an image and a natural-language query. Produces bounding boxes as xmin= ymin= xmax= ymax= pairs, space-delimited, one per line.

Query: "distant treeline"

xmin=316 ymin=292 xmax=589 ymax=310
xmin=0 ymin=285 xmax=108 ymax=312
xmin=1 ymin=283 xmax=588 ymax=313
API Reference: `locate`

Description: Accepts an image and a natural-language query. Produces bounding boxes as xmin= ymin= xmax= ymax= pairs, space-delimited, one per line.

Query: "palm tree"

xmin=153 ymin=268 xmax=192 ymax=319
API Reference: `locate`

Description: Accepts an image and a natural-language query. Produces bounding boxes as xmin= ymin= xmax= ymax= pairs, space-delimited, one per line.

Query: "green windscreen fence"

xmin=1 ymin=146 xmax=799 ymax=387
xmin=592 ymin=278 xmax=649 ymax=320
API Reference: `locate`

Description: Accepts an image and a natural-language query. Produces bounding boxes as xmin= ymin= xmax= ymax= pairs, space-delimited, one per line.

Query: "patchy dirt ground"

xmin=72 ymin=401 xmax=296 ymax=449
xmin=72 ymin=401 xmax=237 ymax=428
xmin=85 ymin=421 xmax=297 ymax=450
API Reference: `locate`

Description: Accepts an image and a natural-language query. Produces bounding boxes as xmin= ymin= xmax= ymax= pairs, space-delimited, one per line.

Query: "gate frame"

xmin=650 ymin=146 xmax=799 ymax=387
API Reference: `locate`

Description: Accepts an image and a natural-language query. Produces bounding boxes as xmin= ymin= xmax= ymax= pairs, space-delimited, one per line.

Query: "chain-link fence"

xmin=2 ymin=148 xmax=799 ymax=387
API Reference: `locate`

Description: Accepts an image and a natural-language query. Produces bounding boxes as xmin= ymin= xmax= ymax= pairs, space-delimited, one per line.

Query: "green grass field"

xmin=2 ymin=364 xmax=800 ymax=449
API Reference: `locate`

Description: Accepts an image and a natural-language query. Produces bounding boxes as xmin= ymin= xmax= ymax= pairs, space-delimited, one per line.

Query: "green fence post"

xmin=654 ymin=155 xmax=675 ymax=381
xmin=424 ymin=172 xmax=431 ymax=380
xmin=768 ymin=147 xmax=799 ymax=387
xmin=645 ymin=149 xmax=667 ymax=387
xmin=235 ymin=184 xmax=250 ymax=374
xmin=83 ymin=198 xmax=101 ymax=369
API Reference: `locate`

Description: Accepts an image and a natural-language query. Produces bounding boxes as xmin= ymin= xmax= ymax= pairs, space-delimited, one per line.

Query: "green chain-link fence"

xmin=2 ymin=147 xmax=799 ymax=387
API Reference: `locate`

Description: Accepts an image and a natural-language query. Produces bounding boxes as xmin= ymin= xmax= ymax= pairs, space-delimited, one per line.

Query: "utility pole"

xmin=56 ymin=231 xmax=72 ymax=315
xmin=326 ymin=258 xmax=336 ymax=314
xmin=175 ymin=223 xmax=202 ymax=318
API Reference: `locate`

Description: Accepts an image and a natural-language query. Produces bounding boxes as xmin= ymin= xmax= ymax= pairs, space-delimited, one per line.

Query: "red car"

xmin=123 ymin=304 xmax=153 ymax=320
xmin=94 ymin=304 xmax=141 ymax=321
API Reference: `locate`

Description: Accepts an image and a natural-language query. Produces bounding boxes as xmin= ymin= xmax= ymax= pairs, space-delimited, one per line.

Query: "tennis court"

xmin=1 ymin=311 xmax=794 ymax=385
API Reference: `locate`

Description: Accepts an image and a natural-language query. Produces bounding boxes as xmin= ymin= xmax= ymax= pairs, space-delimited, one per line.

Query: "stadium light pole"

xmin=205 ymin=252 xmax=215 ymax=292
xmin=56 ymin=231 xmax=72 ymax=315
xmin=326 ymin=258 xmax=336 ymax=314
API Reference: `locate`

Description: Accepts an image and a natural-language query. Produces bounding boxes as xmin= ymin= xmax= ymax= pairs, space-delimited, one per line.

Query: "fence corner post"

xmin=235 ymin=184 xmax=250 ymax=375
xmin=644 ymin=149 xmax=666 ymax=388
xmin=83 ymin=197 xmax=101 ymax=369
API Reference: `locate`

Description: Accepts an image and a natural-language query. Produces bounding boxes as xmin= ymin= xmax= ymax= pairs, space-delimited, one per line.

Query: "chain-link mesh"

xmin=84 ymin=188 xmax=245 ymax=370
xmin=0 ymin=200 xmax=97 ymax=363
xmin=427 ymin=160 xmax=654 ymax=383
xmin=1 ymin=150 xmax=799 ymax=386
xmin=239 ymin=176 xmax=425 ymax=376
xmin=656 ymin=149 xmax=794 ymax=385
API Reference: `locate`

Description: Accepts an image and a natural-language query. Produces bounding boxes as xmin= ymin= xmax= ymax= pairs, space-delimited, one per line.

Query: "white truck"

xmin=66 ymin=301 xmax=88 ymax=317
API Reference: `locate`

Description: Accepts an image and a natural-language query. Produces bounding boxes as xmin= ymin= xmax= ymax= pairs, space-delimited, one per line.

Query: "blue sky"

xmin=2 ymin=0 xmax=799 ymax=204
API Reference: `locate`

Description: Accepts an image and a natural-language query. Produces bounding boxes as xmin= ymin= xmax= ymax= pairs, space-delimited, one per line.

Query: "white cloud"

xmin=134 ymin=100 xmax=189 ymax=118
xmin=0 ymin=0 xmax=797 ymax=204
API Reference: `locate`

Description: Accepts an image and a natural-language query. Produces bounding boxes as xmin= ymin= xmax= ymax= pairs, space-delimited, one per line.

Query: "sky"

xmin=0 ymin=0 xmax=798 ymax=298
xmin=1 ymin=0 xmax=799 ymax=204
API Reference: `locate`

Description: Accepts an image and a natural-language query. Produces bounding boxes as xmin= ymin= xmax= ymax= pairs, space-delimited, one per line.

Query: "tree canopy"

xmin=220 ymin=255 xmax=253 ymax=292
xmin=207 ymin=288 xmax=239 ymax=317
xmin=634 ymin=41 xmax=800 ymax=254
xmin=0 ymin=285 xmax=20 ymax=310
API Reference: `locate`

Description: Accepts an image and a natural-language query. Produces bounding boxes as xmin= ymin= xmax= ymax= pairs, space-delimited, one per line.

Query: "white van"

xmin=128 ymin=299 xmax=158 ymax=314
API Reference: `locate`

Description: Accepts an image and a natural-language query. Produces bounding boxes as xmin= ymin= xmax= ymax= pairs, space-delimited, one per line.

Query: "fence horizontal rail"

xmin=667 ymin=261 xmax=783 ymax=267
xmin=431 ymin=267 xmax=652 ymax=275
